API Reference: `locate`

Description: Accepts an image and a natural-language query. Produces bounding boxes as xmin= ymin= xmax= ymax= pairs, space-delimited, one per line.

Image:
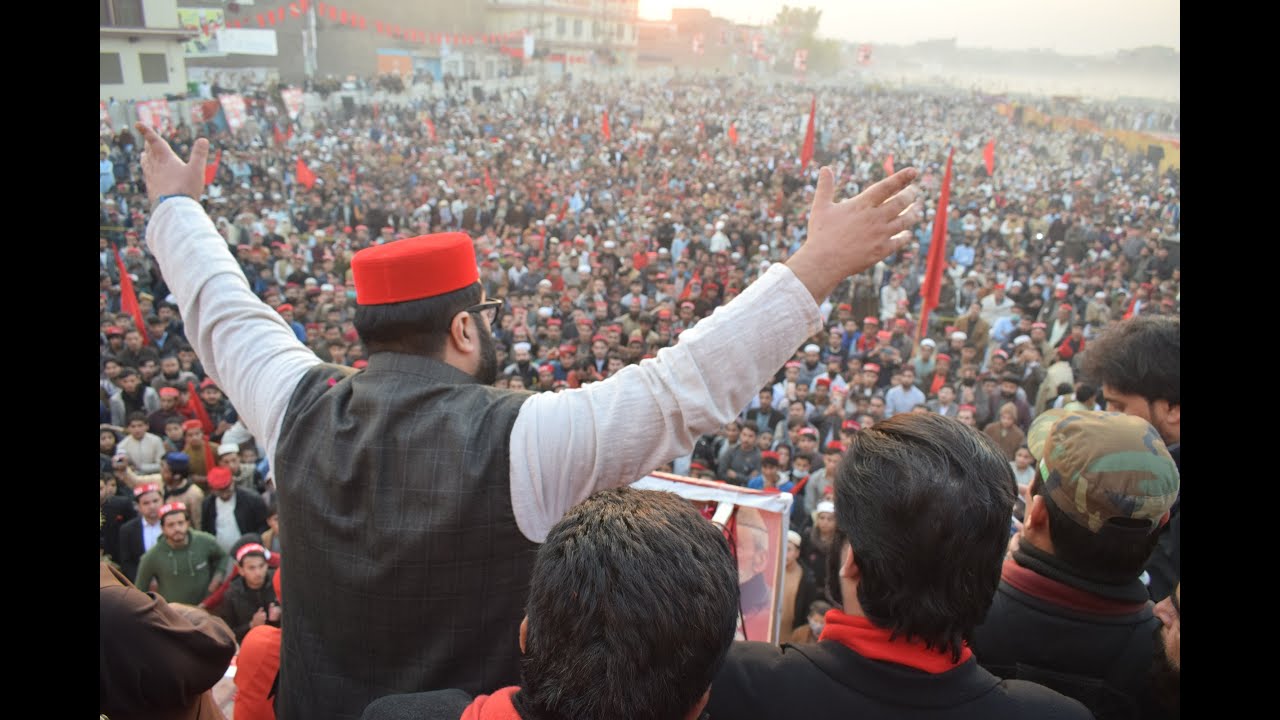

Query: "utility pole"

xmin=304 ymin=4 xmax=317 ymax=78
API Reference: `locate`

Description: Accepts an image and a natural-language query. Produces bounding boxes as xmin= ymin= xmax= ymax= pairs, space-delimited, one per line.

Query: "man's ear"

xmin=1027 ymin=494 xmax=1050 ymax=533
xmin=447 ymin=311 xmax=477 ymax=354
xmin=839 ymin=542 xmax=860 ymax=583
xmin=519 ymin=616 xmax=529 ymax=655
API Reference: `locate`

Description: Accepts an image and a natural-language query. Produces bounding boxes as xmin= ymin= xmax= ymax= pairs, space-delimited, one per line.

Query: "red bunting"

xmin=317 ymin=2 xmax=327 ymax=17
xmin=328 ymin=6 xmax=337 ymax=21
xmin=289 ymin=2 xmax=300 ymax=17
xmin=300 ymin=0 xmax=309 ymax=12
xmin=256 ymin=14 xmax=265 ymax=27
xmin=375 ymin=20 xmax=383 ymax=33
xmin=266 ymin=11 xmax=275 ymax=26
xmin=339 ymin=10 xmax=348 ymax=24
xmin=114 ymin=250 xmax=148 ymax=345
xmin=277 ymin=7 xmax=285 ymax=22
xmin=800 ymin=96 xmax=816 ymax=169
xmin=295 ymin=158 xmax=317 ymax=190
xmin=204 ymin=149 xmax=221 ymax=185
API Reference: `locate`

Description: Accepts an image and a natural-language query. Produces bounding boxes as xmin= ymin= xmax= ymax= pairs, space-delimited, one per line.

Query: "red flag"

xmin=883 ymin=154 xmax=894 ymax=176
xmin=983 ymin=139 xmax=996 ymax=176
xmin=295 ymin=158 xmax=317 ymax=189
xmin=918 ymin=147 xmax=956 ymax=335
xmin=556 ymin=199 xmax=571 ymax=222
xmin=728 ymin=122 xmax=738 ymax=146
xmin=601 ymin=110 xmax=611 ymax=142
xmin=424 ymin=116 xmax=437 ymax=141
xmin=114 ymin=250 xmax=148 ymax=345
xmin=484 ymin=167 xmax=495 ymax=196
xmin=800 ymin=96 xmax=816 ymax=169
xmin=186 ymin=382 xmax=216 ymax=437
xmin=679 ymin=270 xmax=701 ymax=301
xmin=273 ymin=123 xmax=286 ymax=146
xmin=204 ymin=149 xmax=221 ymax=185
xmin=256 ymin=14 xmax=265 ymax=27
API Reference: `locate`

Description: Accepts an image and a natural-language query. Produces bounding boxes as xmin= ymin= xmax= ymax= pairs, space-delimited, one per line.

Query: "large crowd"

xmin=100 ymin=75 xmax=1180 ymax=720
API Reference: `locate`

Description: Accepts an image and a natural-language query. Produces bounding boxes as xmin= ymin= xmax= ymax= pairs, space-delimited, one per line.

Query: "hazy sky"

xmin=636 ymin=0 xmax=1180 ymax=56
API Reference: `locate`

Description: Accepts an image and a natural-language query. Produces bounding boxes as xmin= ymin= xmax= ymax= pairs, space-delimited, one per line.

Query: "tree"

xmin=773 ymin=5 xmax=822 ymax=39
xmin=772 ymin=6 xmax=840 ymax=76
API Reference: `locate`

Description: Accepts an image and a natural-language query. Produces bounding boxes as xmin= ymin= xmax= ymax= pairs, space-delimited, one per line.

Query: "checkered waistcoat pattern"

xmin=273 ymin=353 xmax=537 ymax=720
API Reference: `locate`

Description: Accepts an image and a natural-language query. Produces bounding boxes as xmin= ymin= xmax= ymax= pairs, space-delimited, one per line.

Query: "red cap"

xmin=992 ymin=349 xmax=1009 ymax=359
xmin=207 ymin=467 xmax=233 ymax=490
xmin=863 ymin=316 xmax=879 ymax=325
xmin=681 ymin=301 xmax=695 ymax=309
xmin=353 ymin=359 xmax=369 ymax=369
xmin=538 ymin=364 xmax=555 ymax=374
xmin=105 ymin=326 xmax=124 ymax=336
xmin=841 ymin=420 xmax=861 ymax=432
xmin=690 ymin=461 xmax=708 ymax=472
xmin=935 ymin=353 xmax=951 ymax=362
xmin=657 ymin=309 xmax=672 ymax=319
xmin=825 ymin=441 xmax=846 ymax=453
xmin=864 ymin=363 xmax=881 ymax=373
xmin=1059 ymin=303 xmax=1073 ymax=311
xmin=838 ymin=303 xmax=852 ymax=311
xmin=785 ymin=360 xmax=802 ymax=368
xmin=994 ymin=283 xmax=1005 ymax=290
xmin=761 ymin=451 xmax=781 ymax=463
xmin=559 ymin=343 xmax=576 ymax=353
xmin=895 ymin=318 xmax=908 ymax=327
xmin=200 ymin=377 xmax=218 ymax=389
xmin=1032 ymin=322 xmax=1047 ymax=330
xmin=798 ymin=427 xmax=818 ymax=438
xmin=235 ymin=543 xmax=268 ymax=564
xmin=133 ymin=483 xmax=162 ymax=499
xmin=591 ymin=333 xmax=608 ymax=343
xmin=547 ymin=318 xmax=562 ymax=326
xmin=351 ymin=233 xmax=478 ymax=305
xmin=159 ymin=501 xmax=187 ymax=519
xmin=182 ymin=419 xmax=203 ymax=431
xmin=815 ymin=377 xmax=832 ymax=387
xmin=876 ymin=330 xmax=893 ymax=341
xmin=276 ymin=303 xmax=294 ymax=313
xmin=158 ymin=386 xmax=180 ymax=398
xmin=959 ymin=404 xmax=977 ymax=412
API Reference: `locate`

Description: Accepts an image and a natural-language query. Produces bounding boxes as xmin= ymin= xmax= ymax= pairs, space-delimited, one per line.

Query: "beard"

xmin=475 ymin=323 xmax=499 ymax=386
xmin=1149 ymin=624 xmax=1180 ymax=717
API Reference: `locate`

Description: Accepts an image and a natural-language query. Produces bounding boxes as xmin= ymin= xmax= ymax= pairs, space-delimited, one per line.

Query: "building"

xmin=100 ymin=0 xmax=194 ymax=102
xmin=636 ymin=8 xmax=763 ymax=75
xmin=486 ymin=0 xmax=640 ymax=80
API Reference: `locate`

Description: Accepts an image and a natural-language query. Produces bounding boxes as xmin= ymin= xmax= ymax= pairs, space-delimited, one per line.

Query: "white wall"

xmin=142 ymin=0 xmax=179 ymax=28
xmin=100 ymin=37 xmax=189 ymax=102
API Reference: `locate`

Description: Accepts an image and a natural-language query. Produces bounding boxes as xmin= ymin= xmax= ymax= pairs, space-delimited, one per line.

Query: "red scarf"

xmin=818 ymin=609 xmax=971 ymax=674
xmin=461 ymin=686 xmax=522 ymax=720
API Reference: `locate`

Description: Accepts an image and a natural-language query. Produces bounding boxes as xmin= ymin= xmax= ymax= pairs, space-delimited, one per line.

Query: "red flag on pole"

xmin=114 ymin=250 xmax=148 ymax=345
xmin=295 ymin=158 xmax=317 ymax=190
xmin=204 ymin=149 xmax=221 ymax=185
xmin=983 ymin=139 xmax=996 ymax=176
xmin=883 ymin=154 xmax=894 ymax=177
xmin=601 ymin=110 xmax=611 ymax=142
xmin=800 ymin=96 xmax=816 ymax=169
xmin=484 ymin=167 xmax=495 ymax=196
xmin=918 ymin=147 xmax=956 ymax=336
xmin=728 ymin=122 xmax=739 ymax=146
xmin=424 ymin=116 xmax=436 ymax=141
xmin=186 ymin=382 xmax=216 ymax=437
xmin=679 ymin=270 xmax=701 ymax=301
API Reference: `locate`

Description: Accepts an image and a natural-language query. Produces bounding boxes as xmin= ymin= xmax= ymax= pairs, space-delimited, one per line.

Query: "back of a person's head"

xmin=835 ymin=413 xmax=1016 ymax=661
xmin=517 ymin=487 xmax=739 ymax=720
xmin=1080 ymin=315 xmax=1179 ymax=406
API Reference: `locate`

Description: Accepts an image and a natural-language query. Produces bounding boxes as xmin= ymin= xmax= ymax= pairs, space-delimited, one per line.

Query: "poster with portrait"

xmin=631 ymin=472 xmax=792 ymax=644
xmin=178 ymin=7 xmax=226 ymax=57
xmin=218 ymin=94 xmax=247 ymax=132
xmin=135 ymin=100 xmax=172 ymax=135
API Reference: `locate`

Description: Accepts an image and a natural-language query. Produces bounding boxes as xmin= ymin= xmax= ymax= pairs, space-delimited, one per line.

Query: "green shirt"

xmin=134 ymin=529 xmax=226 ymax=605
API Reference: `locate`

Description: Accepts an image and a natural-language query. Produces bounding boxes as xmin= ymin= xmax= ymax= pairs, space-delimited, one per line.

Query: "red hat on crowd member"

xmin=761 ymin=451 xmax=781 ymax=465
xmin=841 ymin=420 xmax=861 ymax=433
xmin=876 ymin=330 xmax=893 ymax=342
xmin=657 ymin=309 xmax=672 ymax=319
xmin=158 ymin=387 xmax=180 ymax=399
xmin=825 ymin=441 xmax=846 ymax=454
xmin=863 ymin=316 xmax=879 ymax=325
xmin=864 ymin=363 xmax=881 ymax=373
xmin=538 ymin=364 xmax=555 ymax=374
xmin=785 ymin=360 xmax=802 ymax=369
xmin=994 ymin=283 xmax=1005 ymax=290
xmin=200 ymin=378 xmax=218 ymax=389
xmin=235 ymin=543 xmax=268 ymax=564
xmin=559 ymin=343 xmax=576 ymax=354
xmin=182 ymin=419 xmax=203 ymax=432
xmin=276 ymin=303 xmax=294 ymax=313
xmin=305 ymin=322 xmax=321 ymax=330
xmin=1032 ymin=322 xmax=1047 ymax=330
xmin=350 ymin=233 xmax=478 ymax=305
xmin=607 ymin=324 xmax=623 ymax=333
xmin=935 ymin=353 xmax=952 ymax=362
xmin=595 ymin=300 xmax=608 ymax=309
xmin=838 ymin=303 xmax=852 ymax=311
xmin=1059 ymin=303 xmax=1073 ymax=311
xmin=798 ymin=427 xmax=819 ymax=438
xmin=681 ymin=301 xmax=696 ymax=309
xmin=353 ymin=359 xmax=369 ymax=369
xmin=343 ymin=226 xmax=353 ymax=234
xmin=591 ymin=333 xmax=608 ymax=343
xmin=547 ymin=318 xmax=562 ymax=327
xmin=105 ymin=326 xmax=125 ymax=337
xmin=1056 ymin=340 xmax=1077 ymax=361
xmin=285 ymin=282 xmax=300 ymax=289
xmin=690 ymin=461 xmax=709 ymax=473
xmin=159 ymin=502 xmax=187 ymax=521
xmin=381 ymin=226 xmax=395 ymax=233
xmin=133 ymin=483 xmax=162 ymax=499
xmin=992 ymin=349 xmax=1009 ymax=359
xmin=207 ymin=467 xmax=233 ymax=491
xmin=959 ymin=404 xmax=977 ymax=413
xmin=1161 ymin=297 xmax=1175 ymax=306
xmin=895 ymin=318 xmax=908 ymax=327
xmin=815 ymin=377 xmax=832 ymax=388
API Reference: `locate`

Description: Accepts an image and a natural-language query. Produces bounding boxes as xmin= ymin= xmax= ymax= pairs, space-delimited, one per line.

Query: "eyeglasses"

xmin=465 ymin=299 xmax=504 ymax=326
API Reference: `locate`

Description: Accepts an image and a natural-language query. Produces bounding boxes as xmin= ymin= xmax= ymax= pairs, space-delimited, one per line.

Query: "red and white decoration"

xmin=280 ymin=87 xmax=305 ymax=120
xmin=857 ymin=44 xmax=873 ymax=65
xmin=793 ymin=48 xmax=808 ymax=73
xmin=135 ymin=100 xmax=172 ymax=134
xmin=100 ymin=101 xmax=113 ymax=134
xmin=218 ymin=94 xmax=247 ymax=132
xmin=222 ymin=0 xmax=529 ymax=47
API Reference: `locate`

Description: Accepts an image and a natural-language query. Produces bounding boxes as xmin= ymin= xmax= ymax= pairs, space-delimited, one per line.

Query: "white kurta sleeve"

xmin=508 ymin=263 xmax=824 ymax=542
xmin=145 ymin=198 xmax=321 ymax=468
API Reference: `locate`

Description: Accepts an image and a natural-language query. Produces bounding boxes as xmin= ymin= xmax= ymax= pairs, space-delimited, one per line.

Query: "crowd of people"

xmin=100 ymin=75 xmax=1179 ymax=720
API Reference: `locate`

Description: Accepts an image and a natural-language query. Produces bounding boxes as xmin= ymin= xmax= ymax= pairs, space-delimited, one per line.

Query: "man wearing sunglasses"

xmin=135 ymin=123 xmax=922 ymax=720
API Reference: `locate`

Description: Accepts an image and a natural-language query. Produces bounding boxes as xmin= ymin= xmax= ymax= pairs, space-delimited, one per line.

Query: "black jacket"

xmin=116 ymin=516 xmax=151 ymax=583
xmin=973 ymin=545 xmax=1160 ymax=720
xmin=1144 ymin=444 xmax=1180 ymax=602
xmin=709 ymin=639 xmax=1091 ymax=720
xmin=201 ymin=488 xmax=270 ymax=540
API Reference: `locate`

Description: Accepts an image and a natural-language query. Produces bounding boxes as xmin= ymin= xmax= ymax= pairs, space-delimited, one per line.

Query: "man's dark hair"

xmin=516 ymin=488 xmax=739 ymax=720
xmin=1037 ymin=486 xmax=1163 ymax=584
xmin=352 ymin=282 xmax=483 ymax=356
xmin=834 ymin=413 xmax=1016 ymax=661
xmin=118 ymin=367 xmax=140 ymax=379
xmin=126 ymin=411 xmax=148 ymax=425
xmin=1079 ymin=315 xmax=1179 ymax=406
xmin=1074 ymin=384 xmax=1097 ymax=404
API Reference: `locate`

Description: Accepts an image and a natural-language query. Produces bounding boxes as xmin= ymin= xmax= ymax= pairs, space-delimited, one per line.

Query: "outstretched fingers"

xmin=858 ymin=167 xmax=918 ymax=208
xmin=877 ymin=184 xmax=919 ymax=220
xmin=812 ymin=166 xmax=836 ymax=208
xmin=188 ymin=138 xmax=210 ymax=170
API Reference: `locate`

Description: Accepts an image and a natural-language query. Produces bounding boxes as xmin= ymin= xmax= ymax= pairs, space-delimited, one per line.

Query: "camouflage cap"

xmin=1027 ymin=409 xmax=1179 ymax=534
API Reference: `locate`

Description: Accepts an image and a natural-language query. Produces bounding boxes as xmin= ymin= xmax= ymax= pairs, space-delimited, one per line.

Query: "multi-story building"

xmin=636 ymin=7 xmax=764 ymax=76
xmin=486 ymin=0 xmax=640 ymax=79
xmin=100 ymin=0 xmax=194 ymax=102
